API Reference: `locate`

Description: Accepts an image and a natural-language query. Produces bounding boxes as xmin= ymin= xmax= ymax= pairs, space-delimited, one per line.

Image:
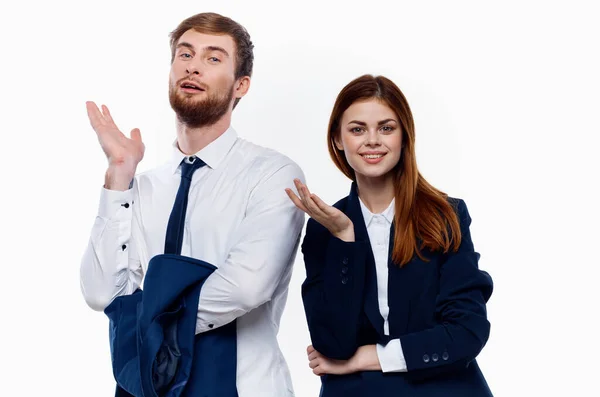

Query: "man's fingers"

xmin=101 ymin=104 xmax=115 ymax=124
xmin=130 ymin=128 xmax=142 ymax=143
xmin=86 ymin=101 xmax=105 ymax=129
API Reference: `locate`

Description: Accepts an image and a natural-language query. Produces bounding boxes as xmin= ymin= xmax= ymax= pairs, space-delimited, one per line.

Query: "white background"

xmin=1 ymin=0 xmax=599 ymax=395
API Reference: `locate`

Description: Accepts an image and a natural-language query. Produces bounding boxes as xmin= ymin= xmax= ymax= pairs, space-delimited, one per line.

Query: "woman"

xmin=286 ymin=75 xmax=493 ymax=396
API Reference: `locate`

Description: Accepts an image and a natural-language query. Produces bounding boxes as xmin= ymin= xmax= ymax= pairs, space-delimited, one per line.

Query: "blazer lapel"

xmin=346 ymin=183 xmax=385 ymax=338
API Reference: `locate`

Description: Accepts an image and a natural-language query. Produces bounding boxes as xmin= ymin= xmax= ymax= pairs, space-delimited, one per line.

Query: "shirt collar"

xmin=169 ymin=126 xmax=238 ymax=174
xmin=359 ymin=197 xmax=395 ymax=227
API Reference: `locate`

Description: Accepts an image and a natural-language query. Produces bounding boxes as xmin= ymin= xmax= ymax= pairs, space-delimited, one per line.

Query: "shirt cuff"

xmin=376 ymin=339 xmax=408 ymax=373
xmin=98 ymin=186 xmax=135 ymax=220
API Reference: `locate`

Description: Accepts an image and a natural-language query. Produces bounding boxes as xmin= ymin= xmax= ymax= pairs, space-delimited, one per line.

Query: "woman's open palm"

xmin=286 ymin=179 xmax=353 ymax=240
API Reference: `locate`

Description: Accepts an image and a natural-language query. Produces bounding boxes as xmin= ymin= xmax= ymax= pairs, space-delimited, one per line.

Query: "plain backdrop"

xmin=1 ymin=0 xmax=599 ymax=395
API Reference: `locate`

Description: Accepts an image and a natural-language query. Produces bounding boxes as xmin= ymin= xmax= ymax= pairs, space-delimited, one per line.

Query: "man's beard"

xmin=169 ymin=81 xmax=234 ymax=128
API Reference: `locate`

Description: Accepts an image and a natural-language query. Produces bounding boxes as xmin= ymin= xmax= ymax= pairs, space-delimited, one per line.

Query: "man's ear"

xmin=234 ymin=76 xmax=251 ymax=99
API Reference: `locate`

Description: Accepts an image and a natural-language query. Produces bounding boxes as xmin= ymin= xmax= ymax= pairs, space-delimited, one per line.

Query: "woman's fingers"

xmin=294 ymin=179 xmax=309 ymax=204
xmin=311 ymin=193 xmax=334 ymax=214
xmin=313 ymin=364 xmax=324 ymax=376
xmin=292 ymin=180 xmax=342 ymax=231
xmin=300 ymin=186 xmax=328 ymax=218
xmin=285 ymin=188 xmax=308 ymax=212
xmin=293 ymin=180 xmax=321 ymax=216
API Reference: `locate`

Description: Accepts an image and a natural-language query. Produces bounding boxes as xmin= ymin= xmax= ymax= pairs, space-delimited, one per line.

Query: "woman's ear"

xmin=334 ymin=136 xmax=344 ymax=151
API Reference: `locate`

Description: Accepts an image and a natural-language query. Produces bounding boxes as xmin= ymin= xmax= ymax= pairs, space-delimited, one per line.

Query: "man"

xmin=80 ymin=12 xmax=305 ymax=396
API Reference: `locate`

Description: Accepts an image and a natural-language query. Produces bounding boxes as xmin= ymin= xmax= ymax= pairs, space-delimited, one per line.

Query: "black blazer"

xmin=301 ymin=182 xmax=493 ymax=396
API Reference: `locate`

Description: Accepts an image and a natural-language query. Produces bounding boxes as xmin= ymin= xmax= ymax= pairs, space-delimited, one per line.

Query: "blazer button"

xmin=341 ymin=266 xmax=349 ymax=274
xmin=442 ymin=351 xmax=449 ymax=361
xmin=342 ymin=257 xmax=349 ymax=265
xmin=341 ymin=276 xmax=348 ymax=284
xmin=432 ymin=353 xmax=439 ymax=362
xmin=422 ymin=354 xmax=430 ymax=363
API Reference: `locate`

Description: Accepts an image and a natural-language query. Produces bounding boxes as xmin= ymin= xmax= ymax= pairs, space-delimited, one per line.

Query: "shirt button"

xmin=442 ymin=351 xmax=449 ymax=361
xmin=341 ymin=276 xmax=348 ymax=285
xmin=432 ymin=353 xmax=439 ymax=362
xmin=423 ymin=354 xmax=430 ymax=363
xmin=342 ymin=257 xmax=349 ymax=265
xmin=341 ymin=266 xmax=349 ymax=274
xmin=121 ymin=244 xmax=127 ymax=251
xmin=208 ymin=324 xmax=214 ymax=329
xmin=122 ymin=203 xmax=130 ymax=208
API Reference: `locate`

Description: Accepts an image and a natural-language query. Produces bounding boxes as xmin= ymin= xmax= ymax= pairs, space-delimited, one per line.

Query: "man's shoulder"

xmin=235 ymin=137 xmax=303 ymax=175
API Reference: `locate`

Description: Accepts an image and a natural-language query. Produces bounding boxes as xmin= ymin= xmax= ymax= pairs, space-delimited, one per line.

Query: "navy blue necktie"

xmin=164 ymin=155 xmax=206 ymax=255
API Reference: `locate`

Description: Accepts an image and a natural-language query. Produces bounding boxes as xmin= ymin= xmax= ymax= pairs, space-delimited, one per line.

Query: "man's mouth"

xmin=180 ymin=81 xmax=205 ymax=92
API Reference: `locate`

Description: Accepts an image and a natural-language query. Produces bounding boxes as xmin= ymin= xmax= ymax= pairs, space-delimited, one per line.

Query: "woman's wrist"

xmin=351 ymin=345 xmax=382 ymax=372
xmin=332 ymin=224 xmax=355 ymax=242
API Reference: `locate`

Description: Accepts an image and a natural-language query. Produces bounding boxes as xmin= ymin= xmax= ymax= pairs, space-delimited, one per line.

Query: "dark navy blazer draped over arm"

xmin=104 ymin=253 xmax=238 ymax=397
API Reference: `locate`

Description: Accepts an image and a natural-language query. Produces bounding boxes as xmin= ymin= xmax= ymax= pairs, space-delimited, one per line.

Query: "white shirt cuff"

xmin=98 ymin=186 xmax=134 ymax=220
xmin=376 ymin=339 xmax=408 ymax=373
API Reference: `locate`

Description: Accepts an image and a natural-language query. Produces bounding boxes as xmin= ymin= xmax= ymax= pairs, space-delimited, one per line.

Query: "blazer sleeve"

xmin=300 ymin=218 xmax=370 ymax=360
xmin=400 ymin=199 xmax=493 ymax=381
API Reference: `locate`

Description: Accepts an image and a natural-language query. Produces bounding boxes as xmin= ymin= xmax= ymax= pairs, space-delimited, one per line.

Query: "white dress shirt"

xmin=80 ymin=126 xmax=305 ymax=396
xmin=358 ymin=198 xmax=408 ymax=373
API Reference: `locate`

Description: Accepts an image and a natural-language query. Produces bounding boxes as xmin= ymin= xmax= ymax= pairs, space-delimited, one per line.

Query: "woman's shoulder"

xmin=445 ymin=196 xmax=471 ymax=222
xmin=442 ymin=196 xmax=478 ymax=238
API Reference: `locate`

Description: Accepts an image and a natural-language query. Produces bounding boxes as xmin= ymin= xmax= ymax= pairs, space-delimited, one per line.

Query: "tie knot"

xmin=180 ymin=156 xmax=206 ymax=180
